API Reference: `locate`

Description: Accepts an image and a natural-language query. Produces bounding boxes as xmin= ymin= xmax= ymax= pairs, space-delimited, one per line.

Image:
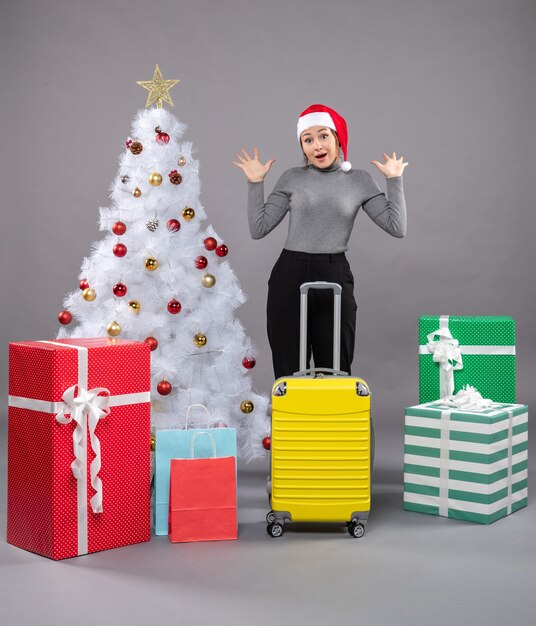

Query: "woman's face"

xmin=300 ymin=126 xmax=339 ymax=168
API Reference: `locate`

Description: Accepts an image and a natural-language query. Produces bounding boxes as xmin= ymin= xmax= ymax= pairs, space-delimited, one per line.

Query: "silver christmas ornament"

xmin=146 ymin=217 xmax=160 ymax=232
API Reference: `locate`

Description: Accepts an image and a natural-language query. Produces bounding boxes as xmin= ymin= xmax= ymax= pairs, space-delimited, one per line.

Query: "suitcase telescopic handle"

xmin=293 ymin=367 xmax=348 ymax=377
xmin=299 ymin=282 xmax=342 ymax=373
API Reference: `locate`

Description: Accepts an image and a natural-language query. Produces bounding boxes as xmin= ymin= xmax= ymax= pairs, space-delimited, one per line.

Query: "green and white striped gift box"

xmin=404 ymin=401 xmax=528 ymax=524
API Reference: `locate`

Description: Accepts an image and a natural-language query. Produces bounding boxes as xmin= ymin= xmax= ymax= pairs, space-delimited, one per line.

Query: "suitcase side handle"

xmin=299 ymin=282 xmax=342 ymax=373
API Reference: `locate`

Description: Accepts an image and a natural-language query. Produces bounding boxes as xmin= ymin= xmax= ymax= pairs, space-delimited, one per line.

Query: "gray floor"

xmin=1 ymin=420 xmax=534 ymax=626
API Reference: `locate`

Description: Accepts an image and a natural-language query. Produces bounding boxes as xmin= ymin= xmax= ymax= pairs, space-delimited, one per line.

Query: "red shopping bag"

xmin=168 ymin=432 xmax=237 ymax=542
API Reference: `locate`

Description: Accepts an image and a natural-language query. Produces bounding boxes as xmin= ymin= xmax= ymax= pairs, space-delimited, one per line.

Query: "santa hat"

xmin=297 ymin=104 xmax=352 ymax=172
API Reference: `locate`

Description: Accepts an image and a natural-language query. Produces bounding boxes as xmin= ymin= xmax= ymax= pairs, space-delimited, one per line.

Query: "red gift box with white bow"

xmin=7 ymin=338 xmax=151 ymax=560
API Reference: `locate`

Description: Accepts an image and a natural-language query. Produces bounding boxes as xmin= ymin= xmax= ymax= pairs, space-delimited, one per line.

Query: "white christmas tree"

xmin=57 ymin=66 xmax=269 ymax=460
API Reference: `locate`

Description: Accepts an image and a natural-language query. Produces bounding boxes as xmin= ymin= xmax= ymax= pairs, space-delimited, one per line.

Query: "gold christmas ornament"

xmin=145 ymin=257 xmax=158 ymax=271
xmin=107 ymin=321 xmax=121 ymax=337
xmin=178 ymin=156 xmax=187 ymax=167
xmin=136 ymin=64 xmax=181 ymax=109
xmin=133 ymin=187 xmax=142 ymax=198
xmin=201 ymin=273 xmax=216 ymax=288
xmin=82 ymin=288 xmax=96 ymax=302
xmin=182 ymin=206 xmax=195 ymax=221
xmin=149 ymin=172 xmax=163 ymax=186
xmin=150 ymin=434 xmax=156 ymax=452
xmin=240 ymin=400 xmax=254 ymax=414
xmin=128 ymin=300 xmax=141 ymax=314
xmin=194 ymin=333 xmax=207 ymax=348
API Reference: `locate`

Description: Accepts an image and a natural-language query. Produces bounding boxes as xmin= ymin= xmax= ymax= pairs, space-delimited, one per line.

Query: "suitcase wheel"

xmin=348 ymin=522 xmax=365 ymax=539
xmin=267 ymin=523 xmax=284 ymax=538
xmin=266 ymin=511 xmax=276 ymax=524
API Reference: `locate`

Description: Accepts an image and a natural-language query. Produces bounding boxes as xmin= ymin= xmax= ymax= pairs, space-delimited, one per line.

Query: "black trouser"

xmin=266 ymin=249 xmax=357 ymax=379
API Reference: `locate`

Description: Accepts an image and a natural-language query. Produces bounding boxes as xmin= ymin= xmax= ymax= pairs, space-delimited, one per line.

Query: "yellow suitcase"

xmin=267 ymin=282 xmax=371 ymax=539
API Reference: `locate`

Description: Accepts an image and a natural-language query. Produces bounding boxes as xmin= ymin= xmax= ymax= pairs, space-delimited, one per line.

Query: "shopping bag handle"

xmin=190 ymin=431 xmax=217 ymax=458
xmin=185 ymin=404 xmax=211 ymax=430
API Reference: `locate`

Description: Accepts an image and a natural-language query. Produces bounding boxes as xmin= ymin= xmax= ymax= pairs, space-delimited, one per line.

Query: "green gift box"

xmin=419 ymin=316 xmax=516 ymax=403
xmin=404 ymin=400 xmax=528 ymax=524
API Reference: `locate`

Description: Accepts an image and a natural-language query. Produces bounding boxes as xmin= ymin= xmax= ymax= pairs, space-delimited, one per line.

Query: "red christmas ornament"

xmin=262 ymin=436 xmax=271 ymax=451
xmin=156 ymin=132 xmax=170 ymax=145
xmin=242 ymin=356 xmax=256 ymax=369
xmin=124 ymin=139 xmax=133 ymax=149
xmin=215 ymin=244 xmax=229 ymax=257
xmin=113 ymin=282 xmax=127 ymax=297
xmin=58 ymin=310 xmax=72 ymax=325
xmin=167 ymin=218 xmax=181 ymax=233
xmin=144 ymin=336 xmax=158 ymax=351
xmin=167 ymin=299 xmax=182 ymax=314
xmin=157 ymin=380 xmax=172 ymax=395
xmin=79 ymin=279 xmax=89 ymax=290
xmin=112 ymin=221 xmax=127 ymax=236
xmin=204 ymin=237 xmax=217 ymax=251
xmin=194 ymin=255 xmax=208 ymax=269
xmin=113 ymin=243 xmax=127 ymax=257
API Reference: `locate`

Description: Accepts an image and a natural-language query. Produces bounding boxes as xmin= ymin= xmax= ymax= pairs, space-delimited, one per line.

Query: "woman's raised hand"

xmin=233 ymin=147 xmax=275 ymax=183
xmin=371 ymin=152 xmax=408 ymax=178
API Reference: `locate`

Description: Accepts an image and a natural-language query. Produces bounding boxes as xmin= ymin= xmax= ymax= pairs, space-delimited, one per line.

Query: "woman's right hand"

xmin=233 ymin=147 xmax=275 ymax=182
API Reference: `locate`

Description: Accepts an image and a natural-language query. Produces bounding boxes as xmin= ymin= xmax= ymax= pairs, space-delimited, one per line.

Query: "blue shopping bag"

xmin=154 ymin=404 xmax=237 ymax=535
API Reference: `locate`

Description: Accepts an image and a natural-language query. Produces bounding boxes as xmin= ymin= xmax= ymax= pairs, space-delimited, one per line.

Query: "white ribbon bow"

xmin=426 ymin=328 xmax=463 ymax=397
xmin=444 ymin=385 xmax=492 ymax=410
xmin=55 ymin=385 xmax=111 ymax=514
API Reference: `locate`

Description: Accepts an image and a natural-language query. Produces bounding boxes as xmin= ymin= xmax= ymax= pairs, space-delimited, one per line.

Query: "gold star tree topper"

xmin=137 ymin=65 xmax=180 ymax=109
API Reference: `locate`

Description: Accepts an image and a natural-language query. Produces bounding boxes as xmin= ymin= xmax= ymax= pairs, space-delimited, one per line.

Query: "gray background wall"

xmin=1 ymin=0 xmax=535 ymax=442
xmin=1 ymin=3 xmax=536 ymax=625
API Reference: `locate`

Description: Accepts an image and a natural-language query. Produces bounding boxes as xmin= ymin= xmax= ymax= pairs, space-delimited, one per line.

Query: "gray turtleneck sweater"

xmin=247 ymin=162 xmax=406 ymax=253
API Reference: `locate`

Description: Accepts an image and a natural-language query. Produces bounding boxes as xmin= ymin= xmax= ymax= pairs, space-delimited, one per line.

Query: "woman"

xmin=234 ymin=104 xmax=408 ymax=379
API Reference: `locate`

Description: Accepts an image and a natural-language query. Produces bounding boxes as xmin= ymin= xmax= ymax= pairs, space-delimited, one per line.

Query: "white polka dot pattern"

xmin=419 ymin=317 xmax=516 ymax=404
xmin=7 ymin=339 xmax=151 ymax=560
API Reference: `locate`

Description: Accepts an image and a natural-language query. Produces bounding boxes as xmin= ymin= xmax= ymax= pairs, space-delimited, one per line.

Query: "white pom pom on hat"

xmin=297 ymin=104 xmax=352 ymax=172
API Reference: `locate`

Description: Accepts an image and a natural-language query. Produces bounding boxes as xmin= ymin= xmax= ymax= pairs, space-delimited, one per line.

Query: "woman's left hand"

xmin=371 ymin=152 xmax=408 ymax=178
